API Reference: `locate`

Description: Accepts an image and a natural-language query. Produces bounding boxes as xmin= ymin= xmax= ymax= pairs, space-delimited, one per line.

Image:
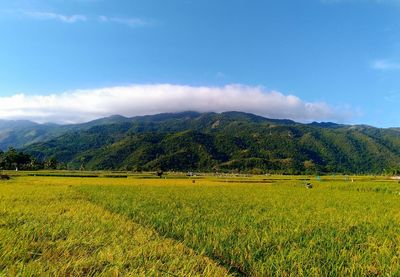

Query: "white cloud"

xmin=13 ymin=11 xmax=148 ymax=27
xmin=0 ymin=84 xmax=351 ymax=124
xmin=98 ymin=15 xmax=148 ymax=27
xmin=23 ymin=11 xmax=87 ymax=23
xmin=371 ymin=59 xmax=400 ymax=70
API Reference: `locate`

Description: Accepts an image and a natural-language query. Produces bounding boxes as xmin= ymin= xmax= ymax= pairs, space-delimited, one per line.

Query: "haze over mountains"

xmin=0 ymin=115 xmax=131 ymax=150
xmin=1 ymin=111 xmax=400 ymax=174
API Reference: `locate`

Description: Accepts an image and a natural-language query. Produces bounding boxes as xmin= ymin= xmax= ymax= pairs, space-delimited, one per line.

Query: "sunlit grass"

xmin=1 ymin=174 xmax=400 ymax=275
xmin=78 ymin=176 xmax=400 ymax=276
xmin=0 ymin=177 xmax=229 ymax=276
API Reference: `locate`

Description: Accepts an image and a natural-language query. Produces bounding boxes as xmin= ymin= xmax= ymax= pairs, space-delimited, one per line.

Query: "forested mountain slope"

xmin=23 ymin=111 xmax=400 ymax=174
xmin=0 ymin=115 xmax=131 ymax=150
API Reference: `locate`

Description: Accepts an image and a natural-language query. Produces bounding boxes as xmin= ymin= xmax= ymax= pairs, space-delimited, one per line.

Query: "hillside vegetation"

xmin=21 ymin=111 xmax=400 ymax=174
xmin=0 ymin=115 xmax=131 ymax=150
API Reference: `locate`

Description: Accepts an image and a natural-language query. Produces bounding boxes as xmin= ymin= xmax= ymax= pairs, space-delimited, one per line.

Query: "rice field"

xmin=1 ymin=173 xmax=400 ymax=276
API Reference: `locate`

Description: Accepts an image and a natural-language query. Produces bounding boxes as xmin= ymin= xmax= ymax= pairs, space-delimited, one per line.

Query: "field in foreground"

xmin=1 ymin=173 xmax=400 ymax=276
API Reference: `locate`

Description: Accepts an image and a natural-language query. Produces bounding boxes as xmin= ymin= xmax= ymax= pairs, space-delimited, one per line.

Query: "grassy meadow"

xmin=1 ymin=173 xmax=400 ymax=275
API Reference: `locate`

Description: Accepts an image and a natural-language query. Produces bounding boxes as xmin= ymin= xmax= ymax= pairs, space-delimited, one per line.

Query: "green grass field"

xmin=1 ymin=173 xmax=400 ymax=276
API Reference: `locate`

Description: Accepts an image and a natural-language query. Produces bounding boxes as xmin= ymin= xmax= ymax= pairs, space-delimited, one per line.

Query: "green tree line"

xmin=0 ymin=147 xmax=58 ymax=170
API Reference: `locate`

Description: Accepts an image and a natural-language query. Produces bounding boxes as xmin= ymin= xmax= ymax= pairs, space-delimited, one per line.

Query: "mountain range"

xmin=2 ymin=111 xmax=400 ymax=174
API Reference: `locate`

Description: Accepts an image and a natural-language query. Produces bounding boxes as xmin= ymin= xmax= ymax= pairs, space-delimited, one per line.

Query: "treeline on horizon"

xmin=0 ymin=147 xmax=58 ymax=171
xmin=3 ymin=145 xmax=400 ymax=175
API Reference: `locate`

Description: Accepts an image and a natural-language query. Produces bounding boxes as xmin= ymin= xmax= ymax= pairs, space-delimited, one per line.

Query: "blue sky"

xmin=1 ymin=0 xmax=400 ymax=126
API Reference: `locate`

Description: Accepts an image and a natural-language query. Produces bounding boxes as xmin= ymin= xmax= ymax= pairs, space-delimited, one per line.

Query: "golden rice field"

xmin=1 ymin=173 xmax=400 ymax=276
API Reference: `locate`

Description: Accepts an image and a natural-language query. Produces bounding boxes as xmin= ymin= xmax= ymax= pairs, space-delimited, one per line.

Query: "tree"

xmin=4 ymin=147 xmax=18 ymax=170
xmin=45 ymin=157 xmax=58 ymax=170
xmin=303 ymin=160 xmax=316 ymax=174
xmin=0 ymin=150 xmax=4 ymax=170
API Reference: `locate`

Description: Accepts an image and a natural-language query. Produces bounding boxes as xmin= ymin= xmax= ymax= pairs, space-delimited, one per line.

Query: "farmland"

xmin=1 ymin=173 xmax=400 ymax=275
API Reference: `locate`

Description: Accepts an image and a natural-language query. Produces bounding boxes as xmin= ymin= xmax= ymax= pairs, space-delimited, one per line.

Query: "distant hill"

xmin=0 ymin=115 xmax=132 ymax=150
xmin=17 ymin=111 xmax=400 ymax=174
xmin=0 ymin=120 xmax=61 ymax=150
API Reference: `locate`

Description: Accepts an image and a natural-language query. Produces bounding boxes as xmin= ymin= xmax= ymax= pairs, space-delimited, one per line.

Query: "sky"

xmin=0 ymin=0 xmax=400 ymax=126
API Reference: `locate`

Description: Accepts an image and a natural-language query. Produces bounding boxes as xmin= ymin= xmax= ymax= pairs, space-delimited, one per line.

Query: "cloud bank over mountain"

xmin=0 ymin=84 xmax=351 ymax=124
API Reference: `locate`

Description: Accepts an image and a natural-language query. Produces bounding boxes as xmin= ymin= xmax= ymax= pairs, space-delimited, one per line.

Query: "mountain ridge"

xmin=0 ymin=111 xmax=346 ymax=150
xmin=14 ymin=111 xmax=400 ymax=174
